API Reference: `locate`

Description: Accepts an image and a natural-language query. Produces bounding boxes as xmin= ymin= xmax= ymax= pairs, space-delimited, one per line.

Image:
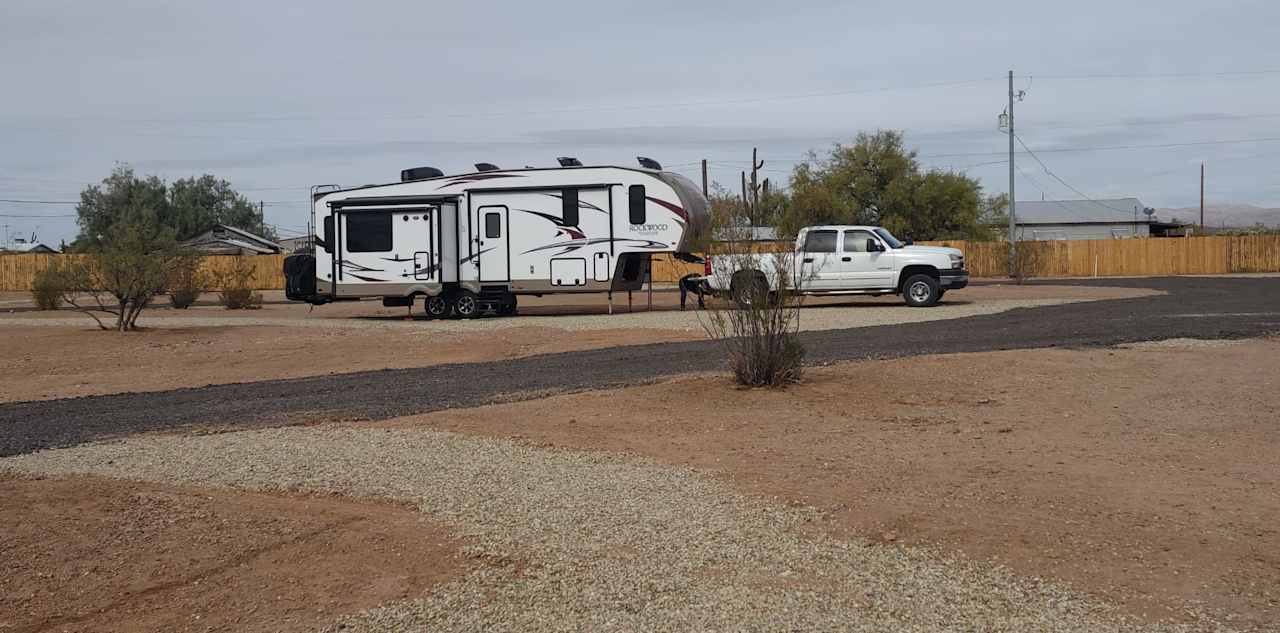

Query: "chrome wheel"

xmin=425 ymin=295 xmax=449 ymax=318
xmin=454 ymin=293 xmax=478 ymax=318
xmin=909 ymin=281 xmax=931 ymax=303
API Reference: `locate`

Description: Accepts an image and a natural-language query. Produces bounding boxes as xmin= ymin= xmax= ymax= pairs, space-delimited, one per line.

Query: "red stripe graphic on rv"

xmin=646 ymin=196 xmax=688 ymax=221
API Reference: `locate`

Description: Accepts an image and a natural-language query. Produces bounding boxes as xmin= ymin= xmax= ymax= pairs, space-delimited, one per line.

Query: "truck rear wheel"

xmin=903 ymin=274 xmax=941 ymax=307
xmin=730 ymin=272 xmax=769 ymax=309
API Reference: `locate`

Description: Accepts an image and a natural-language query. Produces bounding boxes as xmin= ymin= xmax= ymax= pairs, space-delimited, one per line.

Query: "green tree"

xmin=73 ymin=165 xmax=273 ymax=247
xmin=170 ymin=175 xmax=273 ymax=241
xmin=74 ymin=165 xmax=170 ymax=251
xmin=782 ymin=130 xmax=995 ymax=241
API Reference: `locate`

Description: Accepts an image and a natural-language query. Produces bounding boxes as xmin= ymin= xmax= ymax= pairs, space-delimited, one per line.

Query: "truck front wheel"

xmin=903 ymin=274 xmax=941 ymax=307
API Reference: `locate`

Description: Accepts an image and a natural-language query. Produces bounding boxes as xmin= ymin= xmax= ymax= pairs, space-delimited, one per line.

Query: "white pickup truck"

xmin=704 ymin=225 xmax=968 ymax=307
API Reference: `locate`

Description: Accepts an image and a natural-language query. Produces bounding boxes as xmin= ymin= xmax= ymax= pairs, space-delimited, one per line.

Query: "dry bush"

xmin=60 ymin=222 xmax=183 ymax=331
xmin=700 ymin=226 xmax=806 ymax=387
xmin=167 ymin=253 xmax=205 ymax=309
xmin=30 ymin=264 xmax=66 ymax=311
xmin=216 ymin=257 xmax=263 ymax=310
xmin=1008 ymin=241 xmax=1051 ymax=284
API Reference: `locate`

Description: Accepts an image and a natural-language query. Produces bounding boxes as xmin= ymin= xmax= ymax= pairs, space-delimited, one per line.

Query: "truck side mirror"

xmin=903 ymin=238 xmax=914 ymax=246
xmin=866 ymin=238 xmax=882 ymax=252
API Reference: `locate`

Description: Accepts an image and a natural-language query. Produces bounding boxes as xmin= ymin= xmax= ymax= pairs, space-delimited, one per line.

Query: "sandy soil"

xmin=0 ymin=475 xmax=465 ymax=633
xmin=372 ymin=339 xmax=1280 ymax=629
xmin=0 ymin=284 xmax=1157 ymax=403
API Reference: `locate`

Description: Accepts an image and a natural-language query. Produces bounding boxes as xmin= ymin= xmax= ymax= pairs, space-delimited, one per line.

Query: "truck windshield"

xmin=874 ymin=228 xmax=905 ymax=249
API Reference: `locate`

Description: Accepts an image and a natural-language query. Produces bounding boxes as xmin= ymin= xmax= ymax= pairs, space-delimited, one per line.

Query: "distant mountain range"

xmin=1159 ymin=204 xmax=1280 ymax=228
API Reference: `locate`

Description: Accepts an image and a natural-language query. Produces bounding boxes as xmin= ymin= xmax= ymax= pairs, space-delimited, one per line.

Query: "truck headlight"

xmin=949 ymin=254 xmax=964 ymax=269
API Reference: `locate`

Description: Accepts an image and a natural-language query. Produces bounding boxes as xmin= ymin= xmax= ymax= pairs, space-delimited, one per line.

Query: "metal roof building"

xmin=180 ymin=224 xmax=282 ymax=255
xmin=1013 ymin=198 xmax=1189 ymax=240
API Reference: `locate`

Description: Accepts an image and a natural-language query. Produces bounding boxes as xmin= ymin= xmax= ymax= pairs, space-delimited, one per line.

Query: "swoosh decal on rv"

xmin=459 ymin=247 xmax=495 ymax=265
xmin=518 ymin=208 xmax=586 ymax=240
xmin=646 ymin=196 xmax=688 ymax=222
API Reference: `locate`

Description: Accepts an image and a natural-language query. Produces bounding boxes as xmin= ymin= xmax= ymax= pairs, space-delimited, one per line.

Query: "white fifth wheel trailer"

xmin=283 ymin=160 xmax=709 ymax=317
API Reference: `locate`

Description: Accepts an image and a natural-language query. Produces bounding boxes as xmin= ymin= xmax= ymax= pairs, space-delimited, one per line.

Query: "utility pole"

xmin=1007 ymin=69 xmax=1017 ymax=276
xmin=258 ymin=201 xmax=266 ymax=236
xmin=1200 ymin=162 xmax=1205 ymax=233
xmin=701 ymin=159 xmax=709 ymax=198
xmin=741 ymin=171 xmax=749 ymax=223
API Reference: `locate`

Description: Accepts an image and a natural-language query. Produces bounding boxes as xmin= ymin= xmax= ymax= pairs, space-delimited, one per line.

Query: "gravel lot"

xmin=1 ymin=426 xmax=1235 ymax=632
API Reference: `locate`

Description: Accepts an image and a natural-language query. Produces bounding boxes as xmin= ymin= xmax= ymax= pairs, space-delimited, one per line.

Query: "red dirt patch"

xmin=0 ymin=475 xmax=465 ymax=633
xmin=373 ymin=340 xmax=1280 ymax=629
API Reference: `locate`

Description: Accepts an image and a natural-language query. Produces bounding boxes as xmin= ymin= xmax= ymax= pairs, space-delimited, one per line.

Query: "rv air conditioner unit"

xmin=474 ymin=163 xmax=500 ymax=172
xmin=401 ymin=166 xmax=444 ymax=182
xmin=637 ymin=157 xmax=662 ymax=170
xmin=557 ymin=157 xmax=583 ymax=167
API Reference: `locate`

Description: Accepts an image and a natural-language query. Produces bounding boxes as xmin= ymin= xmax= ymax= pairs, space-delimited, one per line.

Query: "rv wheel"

xmin=424 ymin=295 xmax=450 ymax=319
xmin=453 ymin=290 xmax=481 ymax=318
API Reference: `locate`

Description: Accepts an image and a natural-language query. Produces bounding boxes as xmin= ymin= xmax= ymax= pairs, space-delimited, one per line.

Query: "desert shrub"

xmin=216 ymin=257 xmax=263 ymax=310
xmin=30 ymin=264 xmax=66 ymax=310
xmin=700 ymin=225 xmax=806 ymax=387
xmin=59 ymin=221 xmax=183 ymax=331
xmin=167 ymin=253 xmax=205 ymax=309
xmin=1008 ymin=241 xmax=1052 ymax=284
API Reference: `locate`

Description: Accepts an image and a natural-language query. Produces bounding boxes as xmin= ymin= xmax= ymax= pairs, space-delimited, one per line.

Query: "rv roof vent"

xmin=637 ymin=156 xmax=662 ymax=170
xmin=474 ymin=162 xmax=500 ymax=172
xmin=401 ymin=166 xmax=444 ymax=182
xmin=557 ymin=157 xmax=583 ymax=167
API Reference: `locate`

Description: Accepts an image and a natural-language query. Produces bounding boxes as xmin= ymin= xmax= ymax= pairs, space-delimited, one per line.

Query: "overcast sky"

xmin=2 ymin=0 xmax=1278 ymax=243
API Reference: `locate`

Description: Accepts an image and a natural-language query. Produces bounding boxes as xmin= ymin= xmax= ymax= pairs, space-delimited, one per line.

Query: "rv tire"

xmin=424 ymin=295 xmax=450 ymax=319
xmin=453 ymin=290 xmax=481 ymax=319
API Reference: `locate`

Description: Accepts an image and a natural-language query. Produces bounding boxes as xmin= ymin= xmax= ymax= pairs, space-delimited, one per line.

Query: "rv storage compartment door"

xmin=593 ymin=252 xmax=610 ymax=282
xmin=551 ymin=258 xmax=587 ymax=286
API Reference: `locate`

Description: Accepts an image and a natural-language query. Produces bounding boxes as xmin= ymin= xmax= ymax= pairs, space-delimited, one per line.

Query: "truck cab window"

xmin=802 ymin=230 xmax=837 ymax=253
xmin=842 ymin=230 xmax=877 ymax=252
xmin=628 ymin=185 xmax=646 ymax=224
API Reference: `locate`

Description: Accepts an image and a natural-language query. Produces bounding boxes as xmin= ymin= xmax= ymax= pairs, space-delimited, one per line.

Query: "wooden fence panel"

xmin=4 ymin=237 xmax=1279 ymax=290
xmin=0 ymin=254 xmax=287 ymax=291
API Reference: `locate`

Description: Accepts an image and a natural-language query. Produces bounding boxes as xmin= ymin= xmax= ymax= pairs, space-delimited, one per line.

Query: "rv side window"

xmin=562 ymin=189 xmax=579 ymax=226
xmin=322 ymin=216 xmax=333 ymax=253
xmin=346 ymin=213 xmax=393 ymax=252
xmin=485 ymin=212 xmax=501 ymax=238
xmin=803 ymin=230 xmax=838 ymax=253
xmin=628 ymin=185 xmax=645 ymax=224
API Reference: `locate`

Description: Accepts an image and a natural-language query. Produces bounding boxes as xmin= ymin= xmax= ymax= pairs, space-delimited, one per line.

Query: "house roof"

xmin=1014 ymin=198 xmax=1156 ymax=225
xmin=181 ymin=224 xmax=281 ymax=254
xmin=1 ymin=242 xmax=59 ymax=253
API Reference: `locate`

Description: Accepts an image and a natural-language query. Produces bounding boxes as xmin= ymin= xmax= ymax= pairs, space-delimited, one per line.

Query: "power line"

xmin=1014 ymin=135 xmax=1132 ymax=213
xmin=0 ymin=77 xmax=1002 ymax=125
xmin=0 ymin=198 xmax=78 ymax=204
xmin=1028 ymin=69 xmax=1280 ymax=80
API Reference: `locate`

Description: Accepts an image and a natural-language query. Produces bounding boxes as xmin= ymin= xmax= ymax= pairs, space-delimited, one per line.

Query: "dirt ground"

xmin=373 ymin=339 xmax=1280 ymax=629
xmin=0 ymin=475 xmax=465 ymax=633
xmin=0 ymin=325 xmax=691 ymax=403
xmin=0 ymin=284 xmax=1156 ymax=403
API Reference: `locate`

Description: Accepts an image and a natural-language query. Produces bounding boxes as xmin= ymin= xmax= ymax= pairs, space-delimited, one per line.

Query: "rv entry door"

xmin=477 ymin=205 xmax=509 ymax=282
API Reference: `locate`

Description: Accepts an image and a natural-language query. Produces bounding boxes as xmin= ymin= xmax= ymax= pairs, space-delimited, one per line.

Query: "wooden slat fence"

xmin=3 ymin=236 xmax=1278 ymax=290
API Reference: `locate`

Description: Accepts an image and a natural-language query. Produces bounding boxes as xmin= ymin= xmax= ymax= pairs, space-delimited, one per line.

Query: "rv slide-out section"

xmin=285 ymin=165 xmax=708 ymax=317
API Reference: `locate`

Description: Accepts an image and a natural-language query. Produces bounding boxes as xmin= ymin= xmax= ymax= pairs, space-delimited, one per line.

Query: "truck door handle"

xmin=841 ymin=257 xmax=852 ymax=262
xmin=803 ymin=257 xmax=814 ymax=263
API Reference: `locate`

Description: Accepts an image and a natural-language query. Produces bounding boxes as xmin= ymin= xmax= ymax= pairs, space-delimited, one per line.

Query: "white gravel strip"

xmin=0 ymin=298 xmax=1078 ymax=334
xmin=1120 ymin=338 xmax=1251 ymax=350
xmin=1 ymin=426 xmax=1232 ymax=632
